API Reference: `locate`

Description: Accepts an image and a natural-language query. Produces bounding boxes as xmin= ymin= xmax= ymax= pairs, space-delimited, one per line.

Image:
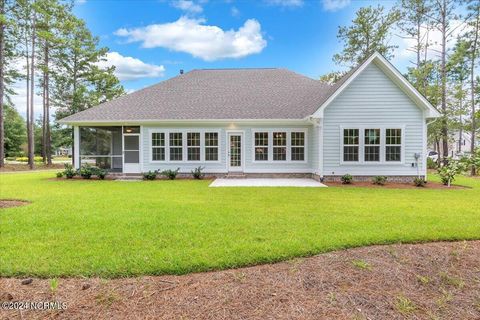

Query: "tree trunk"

xmin=28 ymin=12 xmax=35 ymax=170
xmin=0 ymin=0 xmax=5 ymax=167
xmin=45 ymin=41 xmax=51 ymax=165
xmin=42 ymin=55 xmax=46 ymax=163
xmin=471 ymin=7 xmax=479 ymax=176
xmin=440 ymin=0 xmax=449 ymax=161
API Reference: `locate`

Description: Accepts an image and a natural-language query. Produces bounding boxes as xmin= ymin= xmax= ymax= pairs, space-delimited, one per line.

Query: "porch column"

xmin=317 ymin=118 xmax=323 ymax=178
xmin=73 ymin=126 xmax=80 ymax=169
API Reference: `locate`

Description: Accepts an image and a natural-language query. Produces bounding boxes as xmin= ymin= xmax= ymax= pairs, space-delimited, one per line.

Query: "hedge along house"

xmin=59 ymin=52 xmax=440 ymax=181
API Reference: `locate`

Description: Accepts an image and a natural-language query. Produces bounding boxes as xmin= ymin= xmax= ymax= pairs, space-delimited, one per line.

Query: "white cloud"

xmin=231 ymin=6 xmax=240 ymax=17
xmin=322 ymin=0 xmax=350 ymax=12
xmin=264 ymin=0 xmax=303 ymax=7
xmin=97 ymin=51 xmax=165 ymax=81
xmin=115 ymin=17 xmax=267 ymax=61
xmin=76 ymin=0 xmax=86 ymax=4
xmin=171 ymin=0 xmax=203 ymax=14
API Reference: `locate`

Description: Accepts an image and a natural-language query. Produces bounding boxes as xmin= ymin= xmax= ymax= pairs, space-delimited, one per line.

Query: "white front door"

xmin=123 ymin=134 xmax=141 ymax=173
xmin=227 ymin=132 xmax=243 ymax=172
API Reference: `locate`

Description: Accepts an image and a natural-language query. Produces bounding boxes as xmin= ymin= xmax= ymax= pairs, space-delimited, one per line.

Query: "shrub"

xmin=142 ymin=170 xmax=158 ymax=180
xmin=372 ymin=176 xmax=387 ymax=186
xmin=91 ymin=167 xmax=107 ymax=180
xmin=413 ymin=177 xmax=426 ymax=187
xmin=79 ymin=164 xmax=93 ymax=179
xmin=56 ymin=172 xmax=64 ymax=178
xmin=427 ymin=157 xmax=437 ymax=169
xmin=437 ymin=159 xmax=466 ymax=187
xmin=341 ymin=174 xmax=353 ymax=184
xmin=63 ymin=163 xmax=76 ymax=179
xmin=191 ymin=166 xmax=205 ymax=180
xmin=15 ymin=156 xmax=43 ymax=162
xmin=161 ymin=168 xmax=180 ymax=180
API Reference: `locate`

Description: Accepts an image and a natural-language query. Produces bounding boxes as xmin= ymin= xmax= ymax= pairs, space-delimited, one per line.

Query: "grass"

xmin=0 ymin=172 xmax=479 ymax=278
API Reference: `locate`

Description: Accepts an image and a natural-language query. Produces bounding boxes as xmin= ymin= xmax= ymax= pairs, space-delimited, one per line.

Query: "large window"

xmin=151 ymin=130 xmax=220 ymax=162
xmin=151 ymin=132 xmax=165 ymax=161
xmin=291 ymin=132 xmax=305 ymax=161
xmin=343 ymin=129 xmax=359 ymax=162
xmin=342 ymin=127 xmax=403 ymax=163
xmin=254 ymin=132 xmax=269 ymax=161
xmin=386 ymin=129 xmax=402 ymax=162
xmin=187 ymin=132 xmax=200 ymax=161
xmin=364 ymin=129 xmax=380 ymax=162
xmin=253 ymin=130 xmax=306 ymax=162
xmin=205 ymin=132 xmax=219 ymax=161
xmin=169 ymin=132 xmax=183 ymax=161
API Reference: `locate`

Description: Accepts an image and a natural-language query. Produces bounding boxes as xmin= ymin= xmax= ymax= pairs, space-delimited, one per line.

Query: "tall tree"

xmin=397 ymin=0 xmax=431 ymax=93
xmin=428 ymin=0 xmax=459 ymax=161
xmin=466 ymin=0 xmax=479 ymax=175
xmin=333 ymin=5 xmax=400 ymax=67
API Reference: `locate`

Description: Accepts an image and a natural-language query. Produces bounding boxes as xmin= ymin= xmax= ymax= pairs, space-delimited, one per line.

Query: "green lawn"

xmin=0 ymin=172 xmax=479 ymax=278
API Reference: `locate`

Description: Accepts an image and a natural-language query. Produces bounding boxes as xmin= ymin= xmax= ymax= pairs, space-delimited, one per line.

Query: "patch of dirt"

xmin=325 ymin=181 xmax=468 ymax=189
xmin=0 ymin=200 xmax=29 ymax=209
xmin=1 ymin=241 xmax=480 ymax=319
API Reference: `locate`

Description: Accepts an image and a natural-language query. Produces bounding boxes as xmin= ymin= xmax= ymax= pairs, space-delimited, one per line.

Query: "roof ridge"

xmin=192 ymin=67 xmax=279 ymax=71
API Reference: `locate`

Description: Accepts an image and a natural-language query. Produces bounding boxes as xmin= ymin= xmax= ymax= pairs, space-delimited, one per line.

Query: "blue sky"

xmin=73 ymin=0 xmax=401 ymax=93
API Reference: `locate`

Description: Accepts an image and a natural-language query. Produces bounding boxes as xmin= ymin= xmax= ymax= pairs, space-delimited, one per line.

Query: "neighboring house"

xmin=59 ymin=52 xmax=440 ymax=181
xmin=429 ymin=131 xmax=479 ymax=159
xmin=55 ymin=147 xmax=72 ymax=157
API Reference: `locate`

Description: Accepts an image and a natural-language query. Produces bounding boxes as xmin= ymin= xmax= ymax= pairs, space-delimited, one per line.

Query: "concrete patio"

xmin=209 ymin=178 xmax=327 ymax=187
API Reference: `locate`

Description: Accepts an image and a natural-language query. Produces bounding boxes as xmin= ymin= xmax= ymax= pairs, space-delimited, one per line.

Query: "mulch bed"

xmin=325 ymin=181 xmax=468 ymax=189
xmin=1 ymin=241 xmax=480 ymax=319
xmin=0 ymin=200 xmax=29 ymax=209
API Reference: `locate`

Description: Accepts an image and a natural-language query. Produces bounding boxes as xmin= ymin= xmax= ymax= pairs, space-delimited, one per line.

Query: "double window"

xmin=151 ymin=131 xmax=219 ymax=162
xmin=342 ymin=127 xmax=403 ymax=163
xmin=253 ymin=130 xmax=306 ymax=162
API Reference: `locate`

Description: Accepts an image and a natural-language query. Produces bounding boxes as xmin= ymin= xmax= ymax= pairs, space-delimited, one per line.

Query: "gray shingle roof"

xmin=59 ymin=68 xmax=337 ymax=123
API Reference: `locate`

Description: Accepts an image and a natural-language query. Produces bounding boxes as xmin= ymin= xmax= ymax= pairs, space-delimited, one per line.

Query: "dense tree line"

xmin=0 ymin=0 xmax=124 ymax=168
xmin=323 ymin=0 xmax=480 ymax=175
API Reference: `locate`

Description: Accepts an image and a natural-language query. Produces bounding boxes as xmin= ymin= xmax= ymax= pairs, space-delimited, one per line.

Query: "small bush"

xmin=91 ymin=167 xmax=107 ymax=180
xmin=191 ymin=166 xmax=205 ymax=179
xmin=56 ymin=172 xmax=64 ymax=178
xmin=372 ymin=176 xmax=387 ymax=186
xmin=161 ymin=168 xmax=180 ymax=180
xmin=15 ymin=156 xmax=43 ymax=162
xmin=437 ymin=159 xmax=466 ymax=186
xmin=413 ymin=177 xmax=426 ymax=187
xmin=427 ymin=157 xmax=437 ymax=169
xmin=79 ymin=164 xmax=93 ymax=179
xmin=63 ymin=163 xmax=76 ymax=179
xmin=341 ymin=174 xmax=353 ymax=184
xmin=143 ymin=170 xmax=158 ymax=180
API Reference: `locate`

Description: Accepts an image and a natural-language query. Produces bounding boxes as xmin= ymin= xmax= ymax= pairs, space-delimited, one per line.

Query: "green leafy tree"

xmin=4 ymin=104 xmax=26 ymax=157
xmin=333 ymin=5 xmax=400 ymax=66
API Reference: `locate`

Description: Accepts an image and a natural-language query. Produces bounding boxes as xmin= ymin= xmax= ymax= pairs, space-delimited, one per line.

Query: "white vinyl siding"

xmin=323 ymin=62 xmax=425 ymax=176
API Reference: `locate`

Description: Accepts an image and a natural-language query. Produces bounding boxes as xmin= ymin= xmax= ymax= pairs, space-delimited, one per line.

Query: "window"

xmin=386 ymin=129 xmax=402 ymax=162
xmin=187 ymin=132 xmax=200 ymax=161
xmin=291 ymin=132 xmax=305 ymax=161
xmin=343 ymin=129 xmax=359 ymax=162
xmin=364 ymin=129 xmax=380 ymax=162
xmin=273 ymin=132 xmax=287 ymax=161
xmin=169 ymin=132 xmax=183 ymax=161
xmin=255 ymin=132 xmax=269 ymax=161
xmin=152 ymin=132 xmax=165 ymax=161
xmin=205 ymin=132 xmax=219 ymax=161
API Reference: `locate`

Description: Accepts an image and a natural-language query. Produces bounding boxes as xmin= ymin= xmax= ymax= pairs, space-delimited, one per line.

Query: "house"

xmin=59 ymin=52 xmax=440 ymax=181
xmin=429 ymin=130 xmax=479 ymax=159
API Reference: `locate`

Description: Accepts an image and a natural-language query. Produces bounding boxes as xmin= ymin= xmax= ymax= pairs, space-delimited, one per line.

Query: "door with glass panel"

xmin=123 ymin=126 xmax=141 ymax=173
xmin=228 ymin=133 xmax=243 ymax=172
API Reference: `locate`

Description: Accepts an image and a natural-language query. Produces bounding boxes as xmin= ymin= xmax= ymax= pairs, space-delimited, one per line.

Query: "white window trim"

xmin=339 ymin=125 xmax=405 ymax=165
xmin=149 ymin=129 xmax=221 ymax=163
xmin=251 ymin=128 xmax=308 ymax=164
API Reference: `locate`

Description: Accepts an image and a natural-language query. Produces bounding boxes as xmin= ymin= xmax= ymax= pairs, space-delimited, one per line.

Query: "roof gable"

xmin=311 ymin=52 xmax=441 ymax=119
